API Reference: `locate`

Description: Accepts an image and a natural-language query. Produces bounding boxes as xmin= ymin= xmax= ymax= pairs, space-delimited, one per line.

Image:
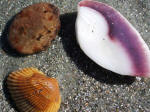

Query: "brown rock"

xmin=9 ymin=2 xmax=60 ymax=54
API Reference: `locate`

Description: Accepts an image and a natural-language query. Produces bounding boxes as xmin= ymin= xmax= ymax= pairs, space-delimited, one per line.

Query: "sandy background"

xmin=0 ymin=0 xmax=150 ymax=111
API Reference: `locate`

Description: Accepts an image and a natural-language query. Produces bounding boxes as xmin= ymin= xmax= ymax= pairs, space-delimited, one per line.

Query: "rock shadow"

xmin=59 ymin=12 xmax=135 ymax=85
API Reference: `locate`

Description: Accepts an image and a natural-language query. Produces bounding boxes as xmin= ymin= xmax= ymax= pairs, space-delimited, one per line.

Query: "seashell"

xmin=9 ymin=3 xmax=60 ymax=54
xmin=76 ymin=0 xmax=150 ymax=77
xmin=6 ymin=68 xmax=61 ymax=112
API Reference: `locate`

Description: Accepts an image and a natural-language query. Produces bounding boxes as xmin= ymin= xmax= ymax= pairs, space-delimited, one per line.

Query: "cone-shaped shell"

xmin=6 ymin=68 xmax=61 ymax=112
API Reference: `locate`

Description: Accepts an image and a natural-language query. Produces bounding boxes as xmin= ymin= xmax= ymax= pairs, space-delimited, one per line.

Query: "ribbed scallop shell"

xmin=6 ymin=68 xmax=61 ymax=112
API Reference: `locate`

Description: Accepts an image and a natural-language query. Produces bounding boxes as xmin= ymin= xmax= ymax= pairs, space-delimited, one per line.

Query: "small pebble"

xmin=9 ymin=2 xmax=60 ymax=54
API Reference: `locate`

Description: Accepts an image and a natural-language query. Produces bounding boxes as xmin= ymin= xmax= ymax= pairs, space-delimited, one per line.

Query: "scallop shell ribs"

xmin=6 ymin=68 xmax=61 ymax=112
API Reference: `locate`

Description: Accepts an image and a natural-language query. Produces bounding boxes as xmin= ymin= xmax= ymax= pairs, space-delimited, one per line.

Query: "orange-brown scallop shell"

xmin=6 ymin=68 xmax=61 ymax=112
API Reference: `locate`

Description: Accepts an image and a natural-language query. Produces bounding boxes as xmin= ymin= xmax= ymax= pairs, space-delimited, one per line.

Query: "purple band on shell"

xmin=79 ymin=0 xmax=149 ymax=76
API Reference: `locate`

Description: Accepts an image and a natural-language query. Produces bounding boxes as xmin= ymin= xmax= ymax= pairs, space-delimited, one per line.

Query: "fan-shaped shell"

xmin=6 ymin=68 xmax=61 ymax=112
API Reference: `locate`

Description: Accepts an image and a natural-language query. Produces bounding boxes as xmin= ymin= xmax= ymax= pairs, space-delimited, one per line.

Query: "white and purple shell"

xmin=76 ymin=0 xmax=150 ymax=77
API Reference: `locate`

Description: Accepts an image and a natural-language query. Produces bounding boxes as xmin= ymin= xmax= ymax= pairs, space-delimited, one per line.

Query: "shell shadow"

xmin=0 ymin=15 xmax=27 ymax=57
xmin=59 ymin=12 xmax=135 ymax=85
xmin=3 ymin=73 xmax=21 ymax=112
